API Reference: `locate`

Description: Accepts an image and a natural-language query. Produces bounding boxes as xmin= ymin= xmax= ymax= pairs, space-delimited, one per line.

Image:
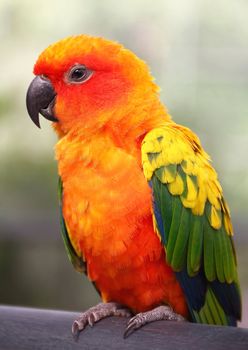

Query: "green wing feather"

xmin=58 ymin=177 xmax=86 ymax=273
xmin=142 ymin=123 xmax=241 ymax=325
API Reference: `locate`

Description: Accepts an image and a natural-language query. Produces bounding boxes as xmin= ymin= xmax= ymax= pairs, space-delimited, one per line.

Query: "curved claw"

xmin=123 ymin=318 xmax=139 ymax=338
xmin=88 ymin=313 xmax=96 ymax=327
xmin=124 ymin=305 xmax=186 ymax=338
xmin=72 ymin=302 xmax=132 ymax=340
xmin=72 ymin=321 xmax=80 ymax=341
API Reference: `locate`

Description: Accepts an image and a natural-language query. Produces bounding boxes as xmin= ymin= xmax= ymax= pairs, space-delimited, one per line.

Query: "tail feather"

xmin=192 ymin=287 xmax=237 ymax=326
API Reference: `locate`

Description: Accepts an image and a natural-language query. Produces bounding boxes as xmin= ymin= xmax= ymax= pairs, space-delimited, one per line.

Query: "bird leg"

xmin=72 ymin=302 xmax=132 ymax=338
xmin=124 ymin=305 xmax=186 ymax=338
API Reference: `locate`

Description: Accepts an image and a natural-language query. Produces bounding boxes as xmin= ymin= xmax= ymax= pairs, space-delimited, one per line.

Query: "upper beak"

xmin=26 ymin=75 xmax=58 ymax=128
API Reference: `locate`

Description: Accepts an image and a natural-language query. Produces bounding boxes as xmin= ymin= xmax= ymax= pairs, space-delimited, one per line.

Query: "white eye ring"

xmin=65 ymin=64 xmax=93 ymax=84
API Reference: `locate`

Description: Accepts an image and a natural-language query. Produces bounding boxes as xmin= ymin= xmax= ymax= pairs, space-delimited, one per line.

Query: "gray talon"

xmin=124 ymin=305 xmax=186 ymax=338
xmin=72 ymin=321 xmax=80 ymax=340
xmin=88 ymin=313 xmax=95 ymax=327
xmin=72 ymin=302 xmax=132 ymax=339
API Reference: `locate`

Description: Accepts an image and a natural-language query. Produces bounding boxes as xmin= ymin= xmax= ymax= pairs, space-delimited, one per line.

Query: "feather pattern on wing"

xmin=142 ymin=122 xmax=241 ymax=325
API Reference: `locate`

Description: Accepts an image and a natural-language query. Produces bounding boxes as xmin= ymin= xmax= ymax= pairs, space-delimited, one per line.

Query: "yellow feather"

xmin=142 ymin=158 xmax=153 ymax=180
xmin=181 ymin=196 xmax=196 ymax=209
xmin=153 ymin=155 xmax=164 ymax=169
xmin=181 ymin=159 xmax=196 ymax=175
xmin=207 ymin=183 xmax=221 ymax=208
xmin=224 ymin=214 xmax=233 ymax=235
xmin=210 ymin=205 xmax=222 ymax=230
xmin=222 ymin=199 xmax=231 ymax=216
xmin=160 ymin=167 xmax=176 ymax=183
xmin=142 ymin=139 xmax=162 ymax=154
xmin=192 ymin=186 xmax=207 ymax=215
xmin=168 ymin=173 xmax=184 ymax=195
xmin=186 ymin=175 xmax=198 ymax=201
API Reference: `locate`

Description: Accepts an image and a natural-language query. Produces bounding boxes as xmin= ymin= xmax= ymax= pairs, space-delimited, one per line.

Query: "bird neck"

xmin=53 ymin=87 xmax=171 ymax=157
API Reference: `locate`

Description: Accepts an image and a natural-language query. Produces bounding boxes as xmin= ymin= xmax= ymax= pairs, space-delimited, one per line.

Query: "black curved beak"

xmin=26 ymin=75 xmax=58 ymax=128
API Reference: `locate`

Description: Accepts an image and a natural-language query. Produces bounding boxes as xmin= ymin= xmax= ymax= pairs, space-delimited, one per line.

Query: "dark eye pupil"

xmin=71 ymin=68 xmax=86 ymax=80
xmin=67 ymin=64 xmax=93 ymax=84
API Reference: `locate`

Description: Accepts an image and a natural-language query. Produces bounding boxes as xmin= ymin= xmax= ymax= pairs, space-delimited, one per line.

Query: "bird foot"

xmin=124 ymin=305 xmax=186 ymax=338
xmin=72 ymin=302 xmax=132 ymax=339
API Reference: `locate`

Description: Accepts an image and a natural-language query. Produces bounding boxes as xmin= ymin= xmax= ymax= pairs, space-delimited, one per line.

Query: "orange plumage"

xmin=34 ymin=35 xmax=188 ymax=317
xmin=56 ymin=131 xmax=187 ymax=316
xmin=29 ymin=35 xmax=240 ymax=329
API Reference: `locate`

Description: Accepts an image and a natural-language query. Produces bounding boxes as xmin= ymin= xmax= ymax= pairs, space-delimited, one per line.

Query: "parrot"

xmin=26 ymin=34 xmax=241 ymax=337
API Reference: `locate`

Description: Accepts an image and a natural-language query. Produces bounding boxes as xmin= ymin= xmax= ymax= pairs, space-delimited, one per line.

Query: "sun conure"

xmin=26 ymin=34 xmax=241 ymax=337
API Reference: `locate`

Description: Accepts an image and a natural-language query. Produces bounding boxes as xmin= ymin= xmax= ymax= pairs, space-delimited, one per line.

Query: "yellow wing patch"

xmin=142 ymin=122 xmax=233 ymax=235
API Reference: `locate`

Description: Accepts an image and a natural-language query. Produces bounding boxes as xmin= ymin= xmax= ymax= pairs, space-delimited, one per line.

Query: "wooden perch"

xmin=0 ymin=305 xmax=247 ymax=350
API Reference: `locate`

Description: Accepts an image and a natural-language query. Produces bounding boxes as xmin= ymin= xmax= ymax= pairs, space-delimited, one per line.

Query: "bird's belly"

xmin=87 ymin=220 xmax=188 ymax=317
xmin=61 ymin=148 xmax=188 ymax=316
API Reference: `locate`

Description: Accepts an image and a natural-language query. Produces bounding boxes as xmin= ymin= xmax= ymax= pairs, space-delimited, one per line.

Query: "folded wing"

xmin=142 ymin=123 xmax=241 ymax=325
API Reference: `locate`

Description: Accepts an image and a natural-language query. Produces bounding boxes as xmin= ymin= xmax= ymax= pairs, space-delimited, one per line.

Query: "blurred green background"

xmin=0 ymin=0 xmax=247 ymax=327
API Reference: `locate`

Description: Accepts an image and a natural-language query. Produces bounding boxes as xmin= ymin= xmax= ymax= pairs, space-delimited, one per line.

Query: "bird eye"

xmin=66 ymin=65 xmax=93 ymax=84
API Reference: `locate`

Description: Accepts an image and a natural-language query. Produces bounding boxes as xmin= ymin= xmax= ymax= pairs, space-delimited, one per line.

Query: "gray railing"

xmin=0 ymin=306 xmax=248 ymax=350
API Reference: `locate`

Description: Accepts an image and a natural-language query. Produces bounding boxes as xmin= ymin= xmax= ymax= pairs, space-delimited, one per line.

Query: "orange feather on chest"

xmin=56 ymin=131 xmax=188 ymax=316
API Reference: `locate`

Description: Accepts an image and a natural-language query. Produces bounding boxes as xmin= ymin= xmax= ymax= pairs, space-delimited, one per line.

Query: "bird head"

xmin=26 ymin=35 xmax=163 ymax=137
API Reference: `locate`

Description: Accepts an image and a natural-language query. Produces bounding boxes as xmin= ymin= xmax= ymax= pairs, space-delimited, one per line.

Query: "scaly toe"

xmin=124 ymin=314 xmax=146 ymax=338
xmin=88 ymin=313 xmax=96 ymax=327
xmin=124 ymin=305 xmax=186 ymax=338
xmin=72 ymin=302 xmax=132 ymax=339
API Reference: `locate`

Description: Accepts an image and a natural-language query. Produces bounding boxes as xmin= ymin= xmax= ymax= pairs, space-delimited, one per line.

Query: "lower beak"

xmin=26 ymin=75 xmax=58 ymax=128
